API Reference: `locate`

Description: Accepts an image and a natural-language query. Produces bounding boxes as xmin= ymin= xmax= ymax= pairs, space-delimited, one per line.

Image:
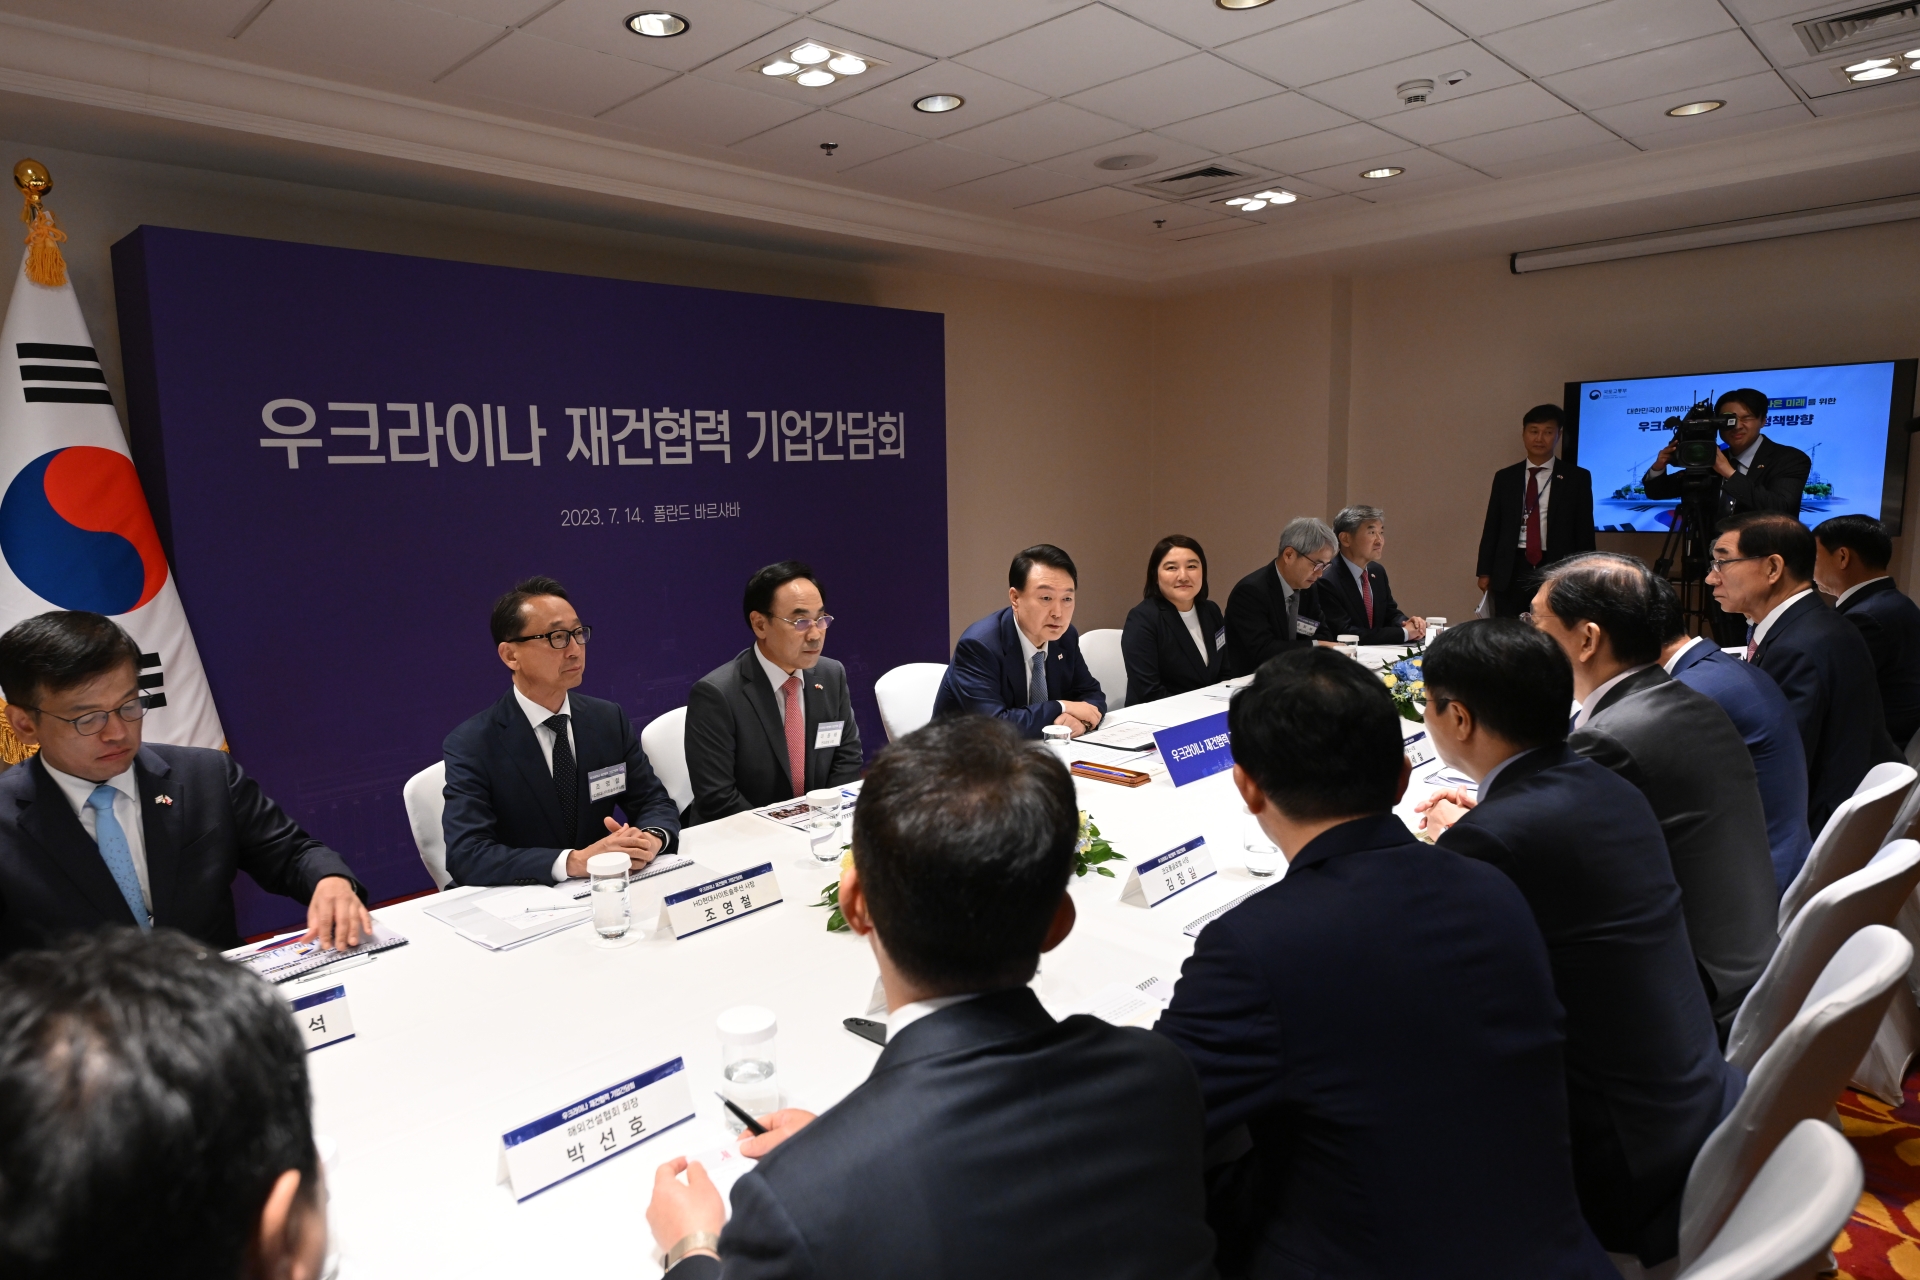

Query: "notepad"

xmin=230 ymin=921 xmax=408 ymax=984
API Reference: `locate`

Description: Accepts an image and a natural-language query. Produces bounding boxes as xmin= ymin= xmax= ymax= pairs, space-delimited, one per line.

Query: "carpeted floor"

xmin=1835 ymin=1073 xmax=1920 ymax=1278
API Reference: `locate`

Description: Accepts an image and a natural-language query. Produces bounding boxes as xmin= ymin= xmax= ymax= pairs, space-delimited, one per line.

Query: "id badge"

xmin=814 ymin=720 xmax=845 ymax=750
xmin=1294 ymin=616 xmax=1320 ymax=636
xmin=587 ymin=763 xmax=626 ymax=801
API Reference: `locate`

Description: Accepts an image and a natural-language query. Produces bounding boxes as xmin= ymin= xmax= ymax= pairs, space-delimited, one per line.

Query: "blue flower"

xmin=1391 ymin=657 xmax=1424 ymax=683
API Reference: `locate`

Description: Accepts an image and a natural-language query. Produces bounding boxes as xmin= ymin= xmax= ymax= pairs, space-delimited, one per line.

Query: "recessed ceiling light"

xmin=625 ymin=11 xmax=686 ymax=37
xmin=914 ymin=94 xmax=964 ymax=113
xmin=1907 ymin=49 xmax=1920 ymax=59
xmin=791 ymin=42 xmax=832 ymax=65
xmin=1666 ymin=99 xmax=1724 ymax=116
xmin=1094 ymin=153 xmax=1157 ymax=171
xmin=1359 ymin=166 xmax=1404 ymax=180
xmin=1851 ymin=65 xmax=1901 ymax=80
xmin=827 ymin=54 xmax=867 ymax=75
xmin=1216 ymin=0 xmax=1276 ymax=7
xmin=1846 ymin=57 xmax=1894 ymax=71
xmin=795 ymin=68 xmax=836 ymax=87
xmin=761 ymin=59 xmax=799 ymax=76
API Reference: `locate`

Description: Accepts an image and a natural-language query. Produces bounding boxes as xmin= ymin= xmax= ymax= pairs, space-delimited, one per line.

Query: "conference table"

xmin=308 ymin=645 xmax=1444 ymax=1280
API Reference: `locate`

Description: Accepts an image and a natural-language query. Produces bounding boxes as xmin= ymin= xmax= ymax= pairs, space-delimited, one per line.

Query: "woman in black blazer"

xmin=1122 ymin=535 xmax=1227 ymax=706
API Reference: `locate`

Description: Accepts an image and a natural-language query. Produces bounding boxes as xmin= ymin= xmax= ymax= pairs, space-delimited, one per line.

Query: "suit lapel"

xmin=739 ymin=648 xmax=792 ymax=784
xmin=132 ymin=750 xmax=183 ymax=926
xmin=498 ymin=693 xmax=567 ymax=838
xmin=1755 ymin=594 xmax=1820 ymax=663
xmin=17 ymin=758 xmax=139 ymax=924
xmin=1840 ymin=579 xmax=1896 ymax=613
xmin=998 ymin=609 xmax=1033 ymax=703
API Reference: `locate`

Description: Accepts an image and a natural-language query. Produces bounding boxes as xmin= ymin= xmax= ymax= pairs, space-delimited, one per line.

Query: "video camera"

xmin=1665 ymin=399 xmax=1738 ymax=477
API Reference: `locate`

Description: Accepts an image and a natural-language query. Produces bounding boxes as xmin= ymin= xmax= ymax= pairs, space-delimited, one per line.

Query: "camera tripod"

xmin=1652 ymin=474 xmax=1740 ymax=644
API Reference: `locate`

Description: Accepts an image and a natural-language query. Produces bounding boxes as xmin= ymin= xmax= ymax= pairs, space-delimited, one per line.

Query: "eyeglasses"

xmin=771 ymin=615 xmax=834 ymax=633
xmin=1304 ymin=556 xmax=1334 ymax=577
xmin=506 ymin=626 xmax=592 ymax=649
xmin=1707 ymin=555 xmax=1767 ymax=573
xmin=20 ymin=696 xmax=148 ymax=736
xmin=1519 ymin=611 xmax=1549 ymax=627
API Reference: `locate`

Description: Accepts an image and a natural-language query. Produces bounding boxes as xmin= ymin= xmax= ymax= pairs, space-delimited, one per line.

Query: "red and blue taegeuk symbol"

xmin=0 ymin=447 xmax=167 ymax=615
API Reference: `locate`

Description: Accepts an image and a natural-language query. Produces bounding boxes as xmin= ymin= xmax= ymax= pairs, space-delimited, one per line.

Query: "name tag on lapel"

xmin=1214 ymin=627 xmax=1227 ymax=650
xmin=587 ymin=764 xmax=626 ymax=801
xmin=1294 ymin=616 xmax=1319 ymax=636
xmin=814 ymin=720 xmax=844 ymax=750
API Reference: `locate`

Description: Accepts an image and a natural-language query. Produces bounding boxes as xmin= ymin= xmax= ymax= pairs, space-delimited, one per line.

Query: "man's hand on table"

xmin=739 ymin=1108 xmax=816 ymax=1158
xmin=1057 ymin=701 xmax=1102 ymax=735
xmin=565 ymin=818 xmax=662 ymax=877
xmin=1404 ymin=617 xmax=1429 ymax=641
xmin=303 ymin=876 xmax=371 ymax=951
xmin=1412 ymin=787 xmax=1476 ymax=839
xmin=649 ymin=1157 xmax=724 ymax=1264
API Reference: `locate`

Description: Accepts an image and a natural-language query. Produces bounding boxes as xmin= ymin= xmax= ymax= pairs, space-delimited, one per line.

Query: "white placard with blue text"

xmin=1120 ymin=836 xmax=1217 ymax=908
xmin=659 ymin=863 xmax=782 ymax=939
xmin=286 ymin=985 xmax=354 ymax=1051
xmin=496 ymin=1058 xmax=695 ymax=1201
xmin=1153 ymin=713 xmax=1234 ymax=787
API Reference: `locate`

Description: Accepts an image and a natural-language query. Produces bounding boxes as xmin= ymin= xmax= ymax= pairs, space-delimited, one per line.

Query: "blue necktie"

xmin=1030 ymin=651 xmax=1048 ymax=708
xmin=86 ymin=784 xmax=150 ymax=928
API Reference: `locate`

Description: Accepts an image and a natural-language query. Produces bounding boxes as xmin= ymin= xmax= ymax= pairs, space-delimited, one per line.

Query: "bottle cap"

xmin=717 ymin=1005 xmax=778 ymax=1045
xmin=1337 ymin=634 xmax=1359 ymax=644
xmin=586 ymin=851 xmax=629 ymax=878
xmin=1429 ymin=617 xmax=1448 ymax=626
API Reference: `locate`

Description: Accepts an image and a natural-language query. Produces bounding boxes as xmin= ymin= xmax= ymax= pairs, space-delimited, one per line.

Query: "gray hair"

xmin=1278 ymin=517 xmax=1335 ymax=559
xmin=1333 ymin=506 xmax=1385 ymax=537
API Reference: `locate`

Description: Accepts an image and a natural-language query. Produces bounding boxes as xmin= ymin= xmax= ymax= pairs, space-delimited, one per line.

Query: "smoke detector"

xmin=1397 ymin=79 xmax=1436 ymax=106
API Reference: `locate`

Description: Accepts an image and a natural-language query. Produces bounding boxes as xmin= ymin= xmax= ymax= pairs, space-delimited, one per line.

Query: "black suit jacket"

xmin=1224 ymin=563 xmax=1328 ymax=678
xmin=670 ymin=987 xmax=1215 ymax=1280
xmin=1643 ymin=436 xmax=1811 ymax=520
xmin=1437 ymin=745 xmax=1741 ymax=1265
xmin=1315 ymin=558 xmax=1408 ymax=645
xmin=930 ymin=608 xmax=1106 ymax=739
xmin=1570 ymin=667 xmax=1779 ymax=1035
xmin=684 ymin=648 xmax=863 ymax=824
xmin=441 ymin=689 xmax=680 ymax=886
xmin=1477 ymin=458 xmax=1595 ymax=592
xmin=1154 ymin=814 xmax=1613 ymax=1280
xmin=1121 ymin=595 xmax=1226 ymax=705
xmin=0 ymin=746 xmax=362 ymax=957
xmin=1837 ymin=578 xmax=1920 ymax=749
xmin=1753 ymin=591 xmax=1902 ymax=836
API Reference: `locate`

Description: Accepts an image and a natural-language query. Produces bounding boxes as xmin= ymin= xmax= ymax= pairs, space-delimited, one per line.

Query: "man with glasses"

xmin=1225 ymin=517 xmax=1340 ymax=677
xmin=685 ymin=560 xmax=864 ymax=822
xmin=0 ymin=610 xmax=367 ymax=957
xmin=442 ymin=576 xmax=679 ymax=887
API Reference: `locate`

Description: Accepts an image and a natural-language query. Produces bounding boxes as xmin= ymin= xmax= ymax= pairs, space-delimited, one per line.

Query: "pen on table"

xmin=522 ymin=902 xmax=589 ymax=914
xmin=715 ymin=1092 xmax=769 ymax=1136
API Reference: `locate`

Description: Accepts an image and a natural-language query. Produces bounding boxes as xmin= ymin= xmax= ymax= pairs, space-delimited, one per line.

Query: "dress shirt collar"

xmin=1290 ymin=812 xmax=1417 ymax=872
xmin=1662 ymin=635 xmax=1711 ymax=675
xmin=1572 ymin=663 xmax=1653 ymax=730
xmin=1343 ymin=555 xmax=1369 ymax=587
xmin=1274 ymin=562 xmax=1294 ymax=602
xmin=887 ymin=991 xmax=982 ymax=1038
xmin=42 ymin=756 xmax=138 ymax=817
xmin=1014 ymin=619 xmax=1047 ymax=664
xmin=1524 ymin=459 xmax=1554 ymax=482
xmin=1754 ymin=588 xmax=1815 ymax=648
xmin=1733 ymin=434 xmax=1764 ymax=473
xmin=753 ymin=642 xmax=798 ymax=694
xmin=1475 ymin=750 xmax=1529 ymax=800
xmin=511 ymin=683 xmax=571 ymax=731
xmin=1837 ymin=576 xmax=1892 ymax=609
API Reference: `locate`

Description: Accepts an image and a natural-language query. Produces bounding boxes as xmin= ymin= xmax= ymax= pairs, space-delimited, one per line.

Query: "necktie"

xmin=1285 ymin=588 xmax=1299 ymax=641
xmin=782 ymin=675 xmax=806 ymax=798
xmin=545 ymin=714 xmax=577 ymax=839
xmin=86 ymin=784 xmax=149 ymax=928
xmin=1359 ymin=569 xmax=1374 ymax=628
xmin=1029 ymin=651 xmax=1048 ymax=708
xmin=1524 ymin=467 xmax=1545 ymax=567
xmin=1745 ymin=624 xmax=1758 ymax=663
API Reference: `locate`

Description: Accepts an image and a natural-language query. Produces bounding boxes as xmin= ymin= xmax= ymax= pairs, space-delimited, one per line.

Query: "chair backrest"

xmin=403 ymin=760 xmax=450 ymax=890
xmin=1885 ymin=759 xmax=1920 ymax=845
xmin=1778 ymin=761 xmax=1916 ymax=932
xmin=1676 ymin=1119 xmax=1863 ymax=1280
xmin=1078 ymin=628 xmax=1127 ymax=711
xmin=1677 ymin=924 xmax=1911 ymax=1269
xmin=1728 ymin=840 xmax=1920 ymax=1072
xmin=640 ymin=706 xmax=693 ymax=817
xmin=874 ymin=663 xmax=947 ymax=743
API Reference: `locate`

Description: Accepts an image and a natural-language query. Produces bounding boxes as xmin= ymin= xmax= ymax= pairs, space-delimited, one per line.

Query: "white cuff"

xmin=551 ymin=850 xmax=573 ymax=883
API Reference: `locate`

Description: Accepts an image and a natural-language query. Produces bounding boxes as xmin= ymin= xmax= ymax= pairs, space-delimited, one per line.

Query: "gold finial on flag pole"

xmin=13 ymin=158 xmax=67 ymax=288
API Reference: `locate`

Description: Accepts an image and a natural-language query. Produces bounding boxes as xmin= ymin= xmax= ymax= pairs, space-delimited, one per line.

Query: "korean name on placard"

xmin=497 ymin=1058 xmax=696 ymax=1201
xmin=659 ymin=863 xmax=783 ymax=940
xmin=1120 ymin=837 xmax=1218 ymax=909
xmin=286 ymin=985 xmax=354 ymax=1052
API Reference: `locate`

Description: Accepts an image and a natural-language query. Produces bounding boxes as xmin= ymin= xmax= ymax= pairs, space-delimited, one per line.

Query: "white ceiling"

xmin=2 ymin=0 xmax=1919 ymax=283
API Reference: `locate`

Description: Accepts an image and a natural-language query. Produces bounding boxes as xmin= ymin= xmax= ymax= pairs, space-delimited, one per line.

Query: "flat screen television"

xmin=1564 ymin=359 xmax=1917 ymax=535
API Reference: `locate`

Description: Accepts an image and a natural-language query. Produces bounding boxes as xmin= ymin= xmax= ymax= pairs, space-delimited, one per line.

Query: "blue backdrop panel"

xmin=113 ymin=226 xmax=948 ymax=935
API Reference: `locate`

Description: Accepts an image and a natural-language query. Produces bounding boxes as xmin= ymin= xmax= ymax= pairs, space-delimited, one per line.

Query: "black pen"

xmin=715 ymin=1092 xmax=768 ymax=1136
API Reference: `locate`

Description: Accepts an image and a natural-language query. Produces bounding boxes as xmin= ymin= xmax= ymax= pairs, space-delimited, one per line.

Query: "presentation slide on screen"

xmin=1575 ymin=361 xmax=1898 ymax=532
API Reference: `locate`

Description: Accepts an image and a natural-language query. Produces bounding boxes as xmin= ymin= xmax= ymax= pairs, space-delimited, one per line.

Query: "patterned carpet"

xmin=1835 ymin=1073 xmax=1920 ymax=1278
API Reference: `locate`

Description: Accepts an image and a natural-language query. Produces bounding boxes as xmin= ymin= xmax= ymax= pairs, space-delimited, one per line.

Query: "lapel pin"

xmin=154 ymin=795 xmax=173 ymax=806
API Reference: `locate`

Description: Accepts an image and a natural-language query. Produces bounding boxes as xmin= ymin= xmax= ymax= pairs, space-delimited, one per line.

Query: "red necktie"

xmin=1359 ymin=569 xmax=1374 ymax=627
xmin=782 ymin=674 xmax=805 ymax=798
xmin=1524 ymin=467 xmax=1544 ymax=567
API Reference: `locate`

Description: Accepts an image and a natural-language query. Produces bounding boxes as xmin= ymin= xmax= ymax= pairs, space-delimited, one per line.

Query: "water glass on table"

xmin=807 ymin=788 xmax=844 ymax=860
xmin=1243 ymin=815 xmax=1281 ymax=878
xmin=586 ymin=851 xmax=631 ymax=939
xmin=717 ymin=1005 xmax=780 ymax=1131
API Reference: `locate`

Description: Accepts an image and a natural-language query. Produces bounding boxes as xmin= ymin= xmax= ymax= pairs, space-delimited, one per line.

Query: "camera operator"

xmin=1641 ymin=389 xmax=1811 ymax=521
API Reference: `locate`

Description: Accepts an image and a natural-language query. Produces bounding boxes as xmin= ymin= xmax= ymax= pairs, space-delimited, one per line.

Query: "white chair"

xmin=403 ymin=761 xmax=450 ymax=890
xmin=641 ymin=706 xmax=693 ymax=818
xmin=1674 ymin=1119 xmax=1863 ymax=1280
xmin=874 ymin=663 xmax=946 ymax=743
xmin=1777 ymin=762 xmax=1916 ymax=932
xmin=1676 ymin=924 xmax=1911 ymax=1271
xmin=1078 ymin=628 xmax=1127 ymax=711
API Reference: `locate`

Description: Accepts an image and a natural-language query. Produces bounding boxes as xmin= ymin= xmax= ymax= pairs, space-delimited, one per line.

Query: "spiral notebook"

xmin=229 ymin=921 xmax=409 ymax=984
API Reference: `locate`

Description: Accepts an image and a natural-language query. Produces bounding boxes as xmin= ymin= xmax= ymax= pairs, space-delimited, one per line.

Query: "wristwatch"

xmin=666 ymin=1231 xmax=722 ymax=1269
xmin=642 ymin=827 xmax=671 ymax=848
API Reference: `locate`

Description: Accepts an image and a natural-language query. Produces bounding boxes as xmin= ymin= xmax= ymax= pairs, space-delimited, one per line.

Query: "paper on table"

xmin=686 ymin=1144 xmax=759 ymax=1217
xmin=424 ymin=886 xmax=589 ymax=951
xmin=1075 ymin=718 xmax=1166 ymax=752
xmin=753 ymin=788 xmax=858 ymax=831
xmin=1084 ymin=975 xmax=1176 ymax=1028
xmin=555 ymin=854 xmax=694 ymax=898
xmin=473 ymin=885 xmax=585 ymax=930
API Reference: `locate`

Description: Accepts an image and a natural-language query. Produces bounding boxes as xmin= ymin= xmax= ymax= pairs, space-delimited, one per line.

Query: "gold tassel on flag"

xmin=14 ymin=159 xmax=67 ymax=288
xmin=0 ymin=701 xmax=38 ymax=766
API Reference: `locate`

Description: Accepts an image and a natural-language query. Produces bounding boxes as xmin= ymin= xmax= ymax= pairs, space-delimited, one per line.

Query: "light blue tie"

xmin=1029 ymin=651 xmax=1048 ymax=708
xmin=86 ymin=784 xmax=149 ymax=929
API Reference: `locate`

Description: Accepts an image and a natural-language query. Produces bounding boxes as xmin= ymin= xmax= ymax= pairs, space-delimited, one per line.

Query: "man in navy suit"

xmin=1815 ymin=514 xmax=1920 ymax=751
xmin=1317 ymin=505 xmax=1427 ymax=645
xmin=932 ymin=545 xmax=1105 ymax=740
xmin=1414 ymin=621 xmax=1740 ymax=1268
xmin=1153 ymin=647 xmax=1613 ymax=1280
xmin=442 ymin=576 xmax=680 ymax=887
xmin=0 ymin=611 xmax=367 ymax=957
xmin=1710 ymin=514 xmax=1901 ymax=835
xmin=1476 ymin=404 xmax=1595 ymax=618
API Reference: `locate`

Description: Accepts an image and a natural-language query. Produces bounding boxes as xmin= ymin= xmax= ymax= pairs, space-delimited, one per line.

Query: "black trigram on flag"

xmin=18 ymin=342 xmax=113 ymax=405
xmin=138 ymin=651 xmax=167 ymax=710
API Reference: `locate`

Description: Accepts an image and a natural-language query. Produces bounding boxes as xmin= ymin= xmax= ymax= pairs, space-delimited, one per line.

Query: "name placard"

xmin=1153 ymin=713 xmax=1234 ymax=788
xmin=659 ymin=864 xmax=783 ymax=939
xmin=496 ymin=1058 xmax=695 ymax=1201
xmin=1119 ymin=836 xmax=1217 ymax=908
xmin=287 ymin=985 xmax=355 ymax=1052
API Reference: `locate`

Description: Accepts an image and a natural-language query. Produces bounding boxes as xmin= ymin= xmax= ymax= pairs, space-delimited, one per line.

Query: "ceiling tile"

xmin=1380 ymin=80 xmax=1575 ymax=145
xmin=600 ymin=73 xmax=815 ymax=144
xmin=1479 ymin=0 xmax=1735 ymax=79
xmin=1543 ymin=29 xmax=1770 ymax=110
xmin=522 ymin=0 xmax=796 ymax=73
xmin=1302 ymin=40 xmax=1524 ymax=122
xmin=727 ymin=108 xmax=925 ymax=170
xmin=1095 ymin=201 xmax=1235 ymax=235
xmin=1293 ymin=144 xmax=1466 ymax=192
xmin=1218 ymin=0 xmax=1465 ymax=88
xmin=1102 ymin=0 xmax=1350 ymax=49
xmin=1719 ymin=0 xmax=1831 ymax=23
xmin=684 ymin=19 xmax=932 ymax=107
xmin=1234 ymin=119 xmax=1410 ymax=173
xmin=1170 ymin=216 xmax=1264 ymax=241
xmin=1031 ymin=131 xmax=1217 ymax=184
xmin=439 ymin=31 xmax=676 ymax=114
xmin=939 ymin=100 xmax=1137 ymax=162
xmin=939 ymin=165 xmax=1095 ymax=211
xmin=1415 ymin=0 xmax=1596 ymax=37
xmin=1018 ymin=186 xmax=1166 ymax=221
xmin=827 ymin=60 xmax=1047 ymax=138
xmin=1627 ymin=100 xmax=1813 ymax=148
xmin=238 ymin=0 xmax=504 ymax=80
xmin=833 ymin=141 xmax=1016 ymax=193
xmin=953 ymin=5 xmax=1193 ymax=98
xmin=1157 ymin=92 xmax=1356 ymax=153
xmin=1589 ymin=69 xmax=1803 ymax=135
xmin=805 ymin=0 xmax=1090 ymax=59
xmin=1063 ymin=53 xmax=1281 ymax=129
xmin=71 ymin=0 xmax=311 ymax=36
xmin=1473 ymin=136 xmax=1640 ymax=178
xmin=414 ymin=0 xmax=556 ymax=23
xmin=1428 ymin=111 xmax=1619 ymax=166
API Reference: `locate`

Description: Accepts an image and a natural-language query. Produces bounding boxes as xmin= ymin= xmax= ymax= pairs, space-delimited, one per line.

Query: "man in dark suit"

xmin=1414 ymin=621 xmax=1741 ymax=1268
xmin=1653 ymin=578 xmax=1812 ymax=894
xmin=1152 ymin=648 xmax=1614 ymax=1280
xmin=1532 ymin=554 xmax=1778 ymax=1036
xmin=644 ymin=715 xmax=1216 ymax=1280
xmin=0 ymin=611 xmax=367 ymax=958
xmin=1317 ymin=505 xmax=1427 ymax=645
xmin=1643 ymin=389 xmax=1812 ymax=521
xmin=1224 ymin=516 xmax=1338 ymax=676
xmin=442 ymin=576 xmax=679 ymax=887
xmin=685 ymin=561 xmax=863 ymax=823
xmin=1477 ymin=404 xmax=1596 ymax=619
xmin=1814 ymin=514 xmax=1920 ymax=750
xmin=1710 ymin=514 xmax=1902 ymax=836
xmin=932 ymin=544 xmax=1105 ymax=740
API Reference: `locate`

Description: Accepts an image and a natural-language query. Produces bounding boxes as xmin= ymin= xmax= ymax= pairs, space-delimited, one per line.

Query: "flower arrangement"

xmin=1377 ymin=647 xmax=1427 ymax=724
xmin=814 ymin=845 xmax=853 ymax=932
